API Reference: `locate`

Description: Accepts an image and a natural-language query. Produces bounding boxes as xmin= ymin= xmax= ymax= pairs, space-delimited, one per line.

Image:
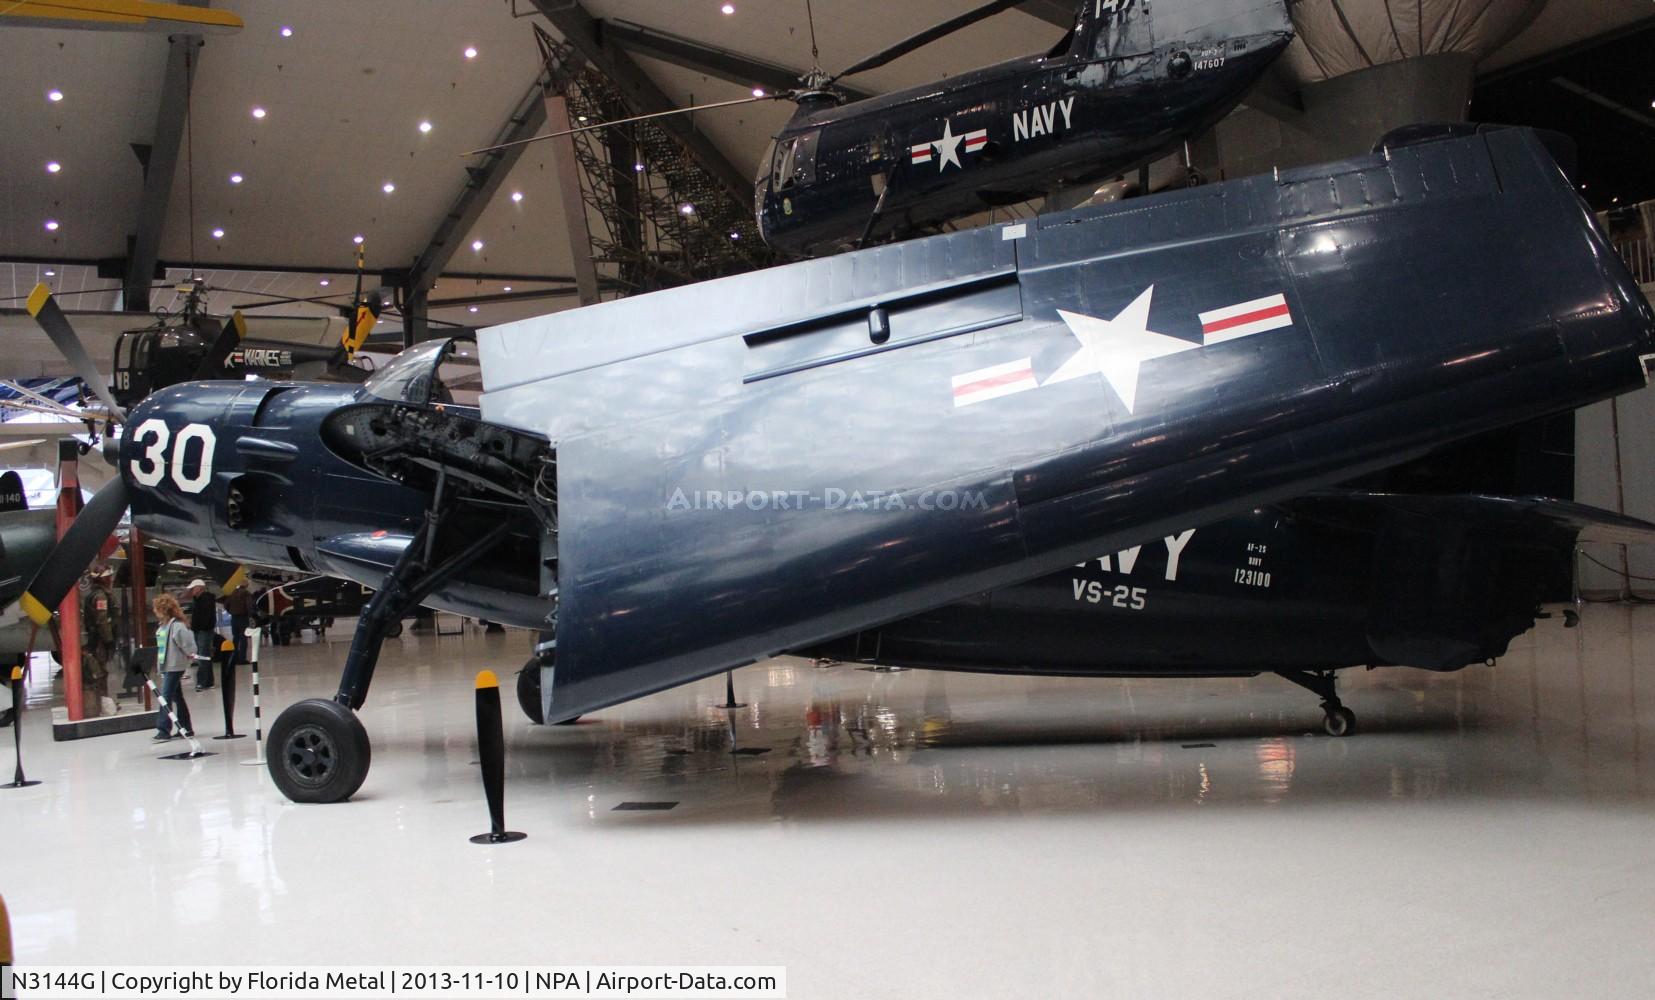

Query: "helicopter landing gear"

xmin=266 ymin=488 xmax=514 ymax=803
xmin=1277 ymin=669 xmax=1357 ymax=738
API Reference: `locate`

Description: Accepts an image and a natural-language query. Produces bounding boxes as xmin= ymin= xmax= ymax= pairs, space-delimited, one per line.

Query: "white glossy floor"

xmin=6 ymin=603 xmax=1655 ymax=998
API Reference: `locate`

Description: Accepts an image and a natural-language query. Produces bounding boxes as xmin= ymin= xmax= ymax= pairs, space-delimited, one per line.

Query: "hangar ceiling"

xmin=1 ymin=0 xmax=1651 ymax=332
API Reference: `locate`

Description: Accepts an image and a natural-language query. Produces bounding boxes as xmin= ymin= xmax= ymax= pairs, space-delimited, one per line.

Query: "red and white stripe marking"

xmin=910 ymin=142 xmax=933 ymax=164
xmin=963 ymin=128 xmax=988 ymax=152
xmin=952 ymin=358 xmax=1036 ymax=407
xmin=1199 ymin=292 xmax=1292 ymax=343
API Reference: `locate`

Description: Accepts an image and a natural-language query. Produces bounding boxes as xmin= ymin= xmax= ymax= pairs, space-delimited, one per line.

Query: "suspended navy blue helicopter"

xmin=475 ymin=0 xmax=1296 ymax=257
xmin=19 ymin=126 xmax=1655 ymax=803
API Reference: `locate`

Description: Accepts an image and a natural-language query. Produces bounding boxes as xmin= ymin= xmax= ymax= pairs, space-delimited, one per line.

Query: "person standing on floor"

xmin=151 ymin=594 xmax=197 ymax=742
xmin=224 ymin=584 xmax=251 ymax=666
xmin=80 ymin=563 xmax=118 ymax=718
xmin=187 ymin=579 xmax=216 ymax=692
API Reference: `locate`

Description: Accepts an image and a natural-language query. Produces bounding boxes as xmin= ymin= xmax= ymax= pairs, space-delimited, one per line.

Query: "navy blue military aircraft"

xmin=20 ymin=125 xmax=1655 ymax=803
xmin=477 ymin=0 xmax=1296 ymax=257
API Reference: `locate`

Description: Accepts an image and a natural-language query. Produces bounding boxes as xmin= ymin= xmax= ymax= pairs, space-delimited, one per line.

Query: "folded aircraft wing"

xmin=476 ymin=126 xmax=1655 ymax=722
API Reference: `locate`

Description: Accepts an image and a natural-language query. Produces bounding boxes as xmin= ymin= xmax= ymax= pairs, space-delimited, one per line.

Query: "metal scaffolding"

xmin=535 ymin=26 xmax=775 ymax=299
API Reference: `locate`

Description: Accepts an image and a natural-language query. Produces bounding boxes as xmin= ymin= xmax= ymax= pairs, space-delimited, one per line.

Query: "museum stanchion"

xmin=239 ymin=627 xmax=265 ymax=766
xmin=5 ymin=666 xmax=41 ymax=789
xmin=470 ymin=670 xmax=525 ymax=845
xmin=213 ymin=638 xmax=244 ymax=740
xmin=717 ymin=669 xmax=745 ymax=710
xmin=142 ymin=668 xmax=215 ymax=761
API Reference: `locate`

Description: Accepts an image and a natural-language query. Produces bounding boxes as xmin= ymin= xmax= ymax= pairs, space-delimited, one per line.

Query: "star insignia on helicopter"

xmin=909 ymin=120 xmax=989 ymax=172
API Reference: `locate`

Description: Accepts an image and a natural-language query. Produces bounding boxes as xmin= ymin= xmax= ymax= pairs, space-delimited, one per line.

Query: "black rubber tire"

xmin=554 ymin=715 xmax=582 ymax=726
xmin=267 ymin=698 xmax=371 ymax=803
xmin=384 ymin=621 xmax=404 ymax=639
xmin=516 ymin=661 xmax=545 ymax=724
xmin=1323 ymin=706 xmax=1356 ymax=738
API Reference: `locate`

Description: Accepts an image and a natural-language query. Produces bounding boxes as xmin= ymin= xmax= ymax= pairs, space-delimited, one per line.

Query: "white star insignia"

xmin=1044 ymin=285 xmax=1198 ymax=414
xmin=932 ymin=120 xmax=964 ymax=172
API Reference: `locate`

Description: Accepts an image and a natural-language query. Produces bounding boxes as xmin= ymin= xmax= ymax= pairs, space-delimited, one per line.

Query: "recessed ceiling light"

xmin=634 ymin=162 xmax=645 ymax=172
xmin=251 ymin=106 xmax=266 ymax=119
xmin=46 ymin=161 xmax=61 ymax=174
xmin=319 ymin=278 xmax=331 ymax=286
xmin=279 ymin=25 xmax=293 ymax=37
xmin=752 ymin=88 xmax=764 ymax=97
xmin=503 ymin=286 xmax=512 ymax=292
xmin=510 ymin=191 xmax=523 ymax=203
xmin=729 ymin=231 xmax=740 ymax=239
xmin=471 ymin=239 xmax=484 ymax=251
xmin=44 ymin=269 xmax=56 ymax=277
xmin=577 ymin=115 xmax=588 ymax=122
xmin=722 ymin=3 xmax=735 ymax=14
xmin=44 ymin=220 xmax=59 ymax=231
xmin=382 ymin=181 xmax=396 ymax=194
xmin=229 ymin=172 xmax=243 ymax=184
xmin=418 ymin=120 xmax=433 ymax=134
xmin=352 ymin=234 xmax=364 ymax=244
xmin=680 ymin=203 xmax=695 ymax=215
xmin=212 ymin=227 xmax=225 ymax=239
xmin=469 ymin=305 xmax=479 ymax=313
xmin=47 ymin=89 xmax=63 ymax=102
xmin=463 ymin=46 xmax=478 ymax=59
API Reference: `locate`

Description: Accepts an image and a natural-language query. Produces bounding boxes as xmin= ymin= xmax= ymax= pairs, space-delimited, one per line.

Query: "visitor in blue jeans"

xmin=151 ymin=593 xmax=198 ymax=742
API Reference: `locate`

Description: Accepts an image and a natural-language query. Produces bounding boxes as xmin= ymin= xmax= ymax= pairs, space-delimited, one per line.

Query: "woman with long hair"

xmin=151 ymin=593 xmax=198 ymax=742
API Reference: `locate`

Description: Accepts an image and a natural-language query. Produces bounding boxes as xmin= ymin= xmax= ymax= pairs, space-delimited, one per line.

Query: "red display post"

xmin=54 ymin=441 xmax=85 ymax=722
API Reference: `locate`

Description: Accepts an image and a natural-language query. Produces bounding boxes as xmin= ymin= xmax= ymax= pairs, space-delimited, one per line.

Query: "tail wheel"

xmin=516 ymin=660 xmax=545 ymax=724
xmin=267 ymin=698 xmax=371 ymax=803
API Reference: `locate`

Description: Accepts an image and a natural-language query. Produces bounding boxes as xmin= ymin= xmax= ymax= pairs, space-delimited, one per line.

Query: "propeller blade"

xmin=192 ymin=310 xmax=247 ymax=379
xmin=19 ymin=478 xmax=130 ymax=626
xmin=201 ymin=556 xmax=249 ymax=594
xmin=463 ymin=94 xmax=782 ymax=157
xmin=830 ymin=0 xmax=1024 ymax=81
xmin=24 ymin=283 xmax=127 ymax=421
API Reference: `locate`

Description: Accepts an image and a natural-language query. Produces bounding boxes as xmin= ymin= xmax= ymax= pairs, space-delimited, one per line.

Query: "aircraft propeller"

xmin=16 ymin=283 xmax=251 ymax=626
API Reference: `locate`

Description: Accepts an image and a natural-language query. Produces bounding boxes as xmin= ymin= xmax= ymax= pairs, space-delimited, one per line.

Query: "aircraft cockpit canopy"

xmin=364 ymin=337 xmax=482 ymax=409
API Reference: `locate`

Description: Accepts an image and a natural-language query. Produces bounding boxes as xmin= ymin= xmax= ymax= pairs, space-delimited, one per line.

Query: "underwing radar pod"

xmin=32 ymin=127 xmax=1654 ymax=802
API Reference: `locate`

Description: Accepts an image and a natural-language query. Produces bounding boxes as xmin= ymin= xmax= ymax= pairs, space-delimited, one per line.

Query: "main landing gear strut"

xmin=1276 ymin=669 xmax=1356 ymax=737
xmin=266 ymin=479 xmax=513 ymax=803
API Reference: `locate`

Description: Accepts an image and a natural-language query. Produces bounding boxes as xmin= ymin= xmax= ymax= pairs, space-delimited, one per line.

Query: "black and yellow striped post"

xmin=470 ymin=670 xmax=525 ymax=844
xmin=5 ymin=666 xmax=41 ymax=789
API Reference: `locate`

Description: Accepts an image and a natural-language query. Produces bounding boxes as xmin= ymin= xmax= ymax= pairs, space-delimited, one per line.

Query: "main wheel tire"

xmin=516 ymin=661 xmax=545 ymax=725
xmin=1323 ymin=706 xmax=1356 ymax=738
xmin=267 ymin=698 xmax=371 ymax=803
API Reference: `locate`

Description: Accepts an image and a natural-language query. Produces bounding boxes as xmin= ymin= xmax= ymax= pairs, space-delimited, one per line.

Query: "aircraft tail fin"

xmin=0 ymin=470 xmax=26 ymax=513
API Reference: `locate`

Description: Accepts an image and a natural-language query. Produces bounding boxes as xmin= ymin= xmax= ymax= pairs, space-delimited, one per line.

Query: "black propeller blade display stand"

xmin=470 ymin=670 xmax=525 ymax=844
xmin=5 ymin=666 xmax=41 ymax=789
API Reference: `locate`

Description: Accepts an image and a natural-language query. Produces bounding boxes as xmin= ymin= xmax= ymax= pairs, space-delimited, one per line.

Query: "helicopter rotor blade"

xmin=19 ymin=478 xmax=131 ymax=627
xmin=24 ymin=284 xmax=127 ymax=422
xmin=829 ymin=0 xmax=1025 ymax=81
xmin=463 ymin=94 xmax=784 ymax=157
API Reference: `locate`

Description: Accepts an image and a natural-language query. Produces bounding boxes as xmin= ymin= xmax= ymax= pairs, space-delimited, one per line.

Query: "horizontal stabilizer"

xmin=1283 ymin=492 xmax=1655 ymax=549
